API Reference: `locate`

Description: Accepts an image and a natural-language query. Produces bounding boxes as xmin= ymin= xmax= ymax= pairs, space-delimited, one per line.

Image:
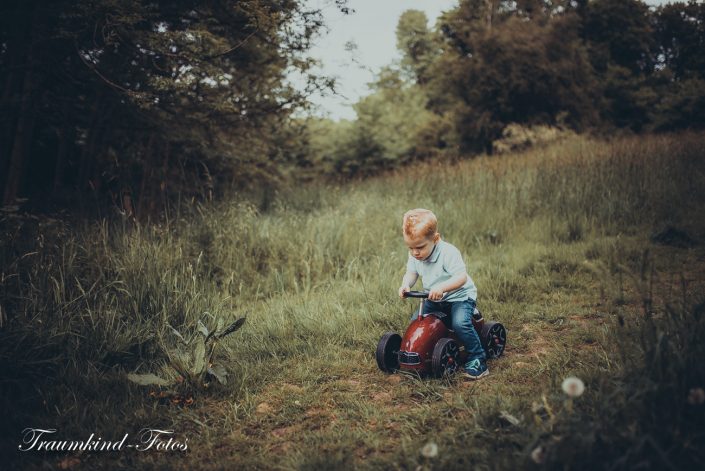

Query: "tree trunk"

xmin=52 ymin=102 xmax=74 ymax=196
xmin=3 ymin=57 xmax=35 ymax=206
xmin=1 ymin=1 xmax=36 ymax=206
xmin=0 ymin=72 xmax=20 ymax=197
xmin=78 ymin=87 xmax=106 ymax=192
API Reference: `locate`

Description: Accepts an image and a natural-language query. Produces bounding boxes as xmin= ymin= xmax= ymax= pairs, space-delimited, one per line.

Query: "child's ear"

xmin=433 ymin=232 xmax=441 ymax=242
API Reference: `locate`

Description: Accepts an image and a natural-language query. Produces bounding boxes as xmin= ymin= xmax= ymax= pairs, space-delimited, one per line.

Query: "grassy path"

xmin=114 ymin=240 xmax=704 ymax=470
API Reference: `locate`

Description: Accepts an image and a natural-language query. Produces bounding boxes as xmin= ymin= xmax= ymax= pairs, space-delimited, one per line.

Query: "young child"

xmin=398 ymin=208 xmax=488 ymax=379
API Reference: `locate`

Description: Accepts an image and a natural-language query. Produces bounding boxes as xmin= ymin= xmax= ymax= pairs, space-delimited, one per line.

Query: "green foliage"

xmin=0 ymin=0 xmax=335 ymax=211
xmin=429 ymin=12 xmax=599 ymax=152
xmin=304 ymin=68 xmax=439 ymax=177
xmin=129 ymin=315 xmax=247 ymax=389
xmin=347 ymin=69 xmax=436 ymax=172
xmin=296 ymin=117 xmax=356 ymax=177
xmin=655 ymin=0 xmax=705 ymax=80
xmin=583 ymin=0 xmax=656 ymax=74
xmin=396 ymin=10 xmax=436 ymax=84
xmin=323 ymin=0 xmax=705 ymax=171
xmin=652 ymin=77 xmax=705 ymax=130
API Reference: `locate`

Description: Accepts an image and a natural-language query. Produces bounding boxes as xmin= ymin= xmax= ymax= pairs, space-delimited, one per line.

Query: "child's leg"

xmin=450 ymin=299 xmax=486 ymax=361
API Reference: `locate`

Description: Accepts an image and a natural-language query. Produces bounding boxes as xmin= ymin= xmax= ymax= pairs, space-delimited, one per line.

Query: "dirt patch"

xmin=255 ymin=402 xmax=274 ymax=415
xmin=385 ymin=375 xmax=403 ymax=385
xmin=303 ymin=406 xmax=338 ymax=430
xmin=520 ymin=325 xmax=552 ymax=357
xmin=271 ymin=424 xmax=301 ymax=438
xmin=372 ymin=391 xmax=392 ymax=402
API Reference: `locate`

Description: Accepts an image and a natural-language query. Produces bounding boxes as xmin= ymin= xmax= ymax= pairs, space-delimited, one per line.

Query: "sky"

xmin=297 ymin=0 xmax=675 ymax=121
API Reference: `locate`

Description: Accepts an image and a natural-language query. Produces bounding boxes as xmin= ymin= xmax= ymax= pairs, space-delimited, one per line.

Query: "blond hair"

xmin=402 ymin=208 xmax=438 ymax=239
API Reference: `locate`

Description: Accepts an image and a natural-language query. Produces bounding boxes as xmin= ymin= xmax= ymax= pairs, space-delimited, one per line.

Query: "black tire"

xmin=376 ymin=332 xmax=401 ymax=373
xmin=431 ymin=338 xmax=460 ymax=377
xmin=480 ymin=321 xmax=507 ymax=358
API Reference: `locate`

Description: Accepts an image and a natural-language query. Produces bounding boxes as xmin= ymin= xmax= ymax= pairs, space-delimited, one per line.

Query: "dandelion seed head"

xmin=561 ymin=376 xmax=585 ymax=398
xmin=420 ymin=442 xmax=438 ymax=458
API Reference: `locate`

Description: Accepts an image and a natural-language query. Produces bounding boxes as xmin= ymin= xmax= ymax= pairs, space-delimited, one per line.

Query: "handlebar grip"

xmin=403 ymin=290 xmax=429 ymax=299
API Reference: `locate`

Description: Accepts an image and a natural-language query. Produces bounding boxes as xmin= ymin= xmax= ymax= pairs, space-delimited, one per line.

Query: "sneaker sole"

xmin=463 ymin=369 xmax=489 ymax=380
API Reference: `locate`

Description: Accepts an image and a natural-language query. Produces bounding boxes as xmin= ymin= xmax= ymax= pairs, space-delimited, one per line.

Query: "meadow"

xmin=1 ymin=132 xmax=704 ymax=470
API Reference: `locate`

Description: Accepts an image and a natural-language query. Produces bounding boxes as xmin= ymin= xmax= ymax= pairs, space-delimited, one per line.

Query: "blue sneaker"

xmin=463 ymin=358 xmax=489 ymax=380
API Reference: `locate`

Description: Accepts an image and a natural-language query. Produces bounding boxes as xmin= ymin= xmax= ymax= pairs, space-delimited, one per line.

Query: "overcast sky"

xmin=297 ymin=0 xmax=677 ymax=121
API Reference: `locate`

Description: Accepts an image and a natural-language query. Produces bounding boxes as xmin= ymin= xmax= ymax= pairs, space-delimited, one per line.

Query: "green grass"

xmin=1 ymin=132 xmax=705 ymax=469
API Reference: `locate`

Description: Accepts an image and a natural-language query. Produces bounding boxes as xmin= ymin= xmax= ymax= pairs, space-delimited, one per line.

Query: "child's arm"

xmin=399 ymin=271 xmax=419 ymax=298
xmin=428 ymin=273 xmax=467 ymax=301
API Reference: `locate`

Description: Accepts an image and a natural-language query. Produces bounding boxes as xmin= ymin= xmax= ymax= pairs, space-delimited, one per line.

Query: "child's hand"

xmin=428 ymin=288 xmax=444 ymax=301
xmin=398 ymin=286 xmax=410 ymax=299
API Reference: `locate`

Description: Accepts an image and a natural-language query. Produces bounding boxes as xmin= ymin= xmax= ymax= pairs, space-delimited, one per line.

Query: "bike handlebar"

xmin=402 ymin=290 xmax=429 ymax=299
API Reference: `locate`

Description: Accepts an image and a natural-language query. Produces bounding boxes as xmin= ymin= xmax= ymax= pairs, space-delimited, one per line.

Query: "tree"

xmin=396 ymin=10 xmax=436 ymax=84
xmin=0 ymin=0 xmax=336 ymax=213
xmin=302 ymin=66 xmax=438 ymax=178
xmin=646 ymin=1 xmax=705 ymax=130
xmin=655 ymin=0 xmax=705 ymax=81
xmin=582 ymin=0 xmax=656 ymax=75
xmin=427 ymin=3 xmax=599 ymax=152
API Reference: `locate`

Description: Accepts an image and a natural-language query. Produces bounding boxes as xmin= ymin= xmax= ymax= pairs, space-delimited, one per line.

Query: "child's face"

xmin=404 ymin=233 xmax=439 ymax=261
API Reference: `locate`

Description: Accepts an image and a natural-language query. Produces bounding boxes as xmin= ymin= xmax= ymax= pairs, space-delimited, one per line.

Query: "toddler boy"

xmin=398 ymin=208 xmax=488 ymax=379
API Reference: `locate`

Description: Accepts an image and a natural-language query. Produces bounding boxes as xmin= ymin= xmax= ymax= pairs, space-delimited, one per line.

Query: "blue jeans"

xmin=410 ymin=298 xmax=486 ymax=362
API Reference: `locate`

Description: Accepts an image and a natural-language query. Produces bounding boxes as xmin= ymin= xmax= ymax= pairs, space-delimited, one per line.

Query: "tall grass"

xmin=1 ymin=132 xmax=704 ymax=468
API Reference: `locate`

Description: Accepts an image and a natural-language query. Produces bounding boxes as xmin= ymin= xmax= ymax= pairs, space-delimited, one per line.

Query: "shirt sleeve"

xmin=444 ymin=244 xmax=466 ymax=276
xmin=406 ymin=255 xmax=418 ymax=274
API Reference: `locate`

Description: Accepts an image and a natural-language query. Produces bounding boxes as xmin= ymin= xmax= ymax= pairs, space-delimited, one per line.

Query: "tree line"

xmin=2 ymin=1 xmax=704 ymax=214
xmin=304 ymin=0 xmax=705 ymax=176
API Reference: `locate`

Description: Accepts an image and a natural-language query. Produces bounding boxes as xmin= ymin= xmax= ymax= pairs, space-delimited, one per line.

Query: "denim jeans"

xmin=410 ymin=298 xmax=486 ymax=362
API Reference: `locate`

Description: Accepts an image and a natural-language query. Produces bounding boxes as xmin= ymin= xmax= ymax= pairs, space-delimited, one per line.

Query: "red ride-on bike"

xmin=376 ymin=291 xmax=506 ymax=377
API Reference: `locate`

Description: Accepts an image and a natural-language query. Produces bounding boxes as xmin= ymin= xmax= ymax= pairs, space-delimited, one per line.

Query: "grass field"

xmin=1 ymin=132 xmax=705 ymax=470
